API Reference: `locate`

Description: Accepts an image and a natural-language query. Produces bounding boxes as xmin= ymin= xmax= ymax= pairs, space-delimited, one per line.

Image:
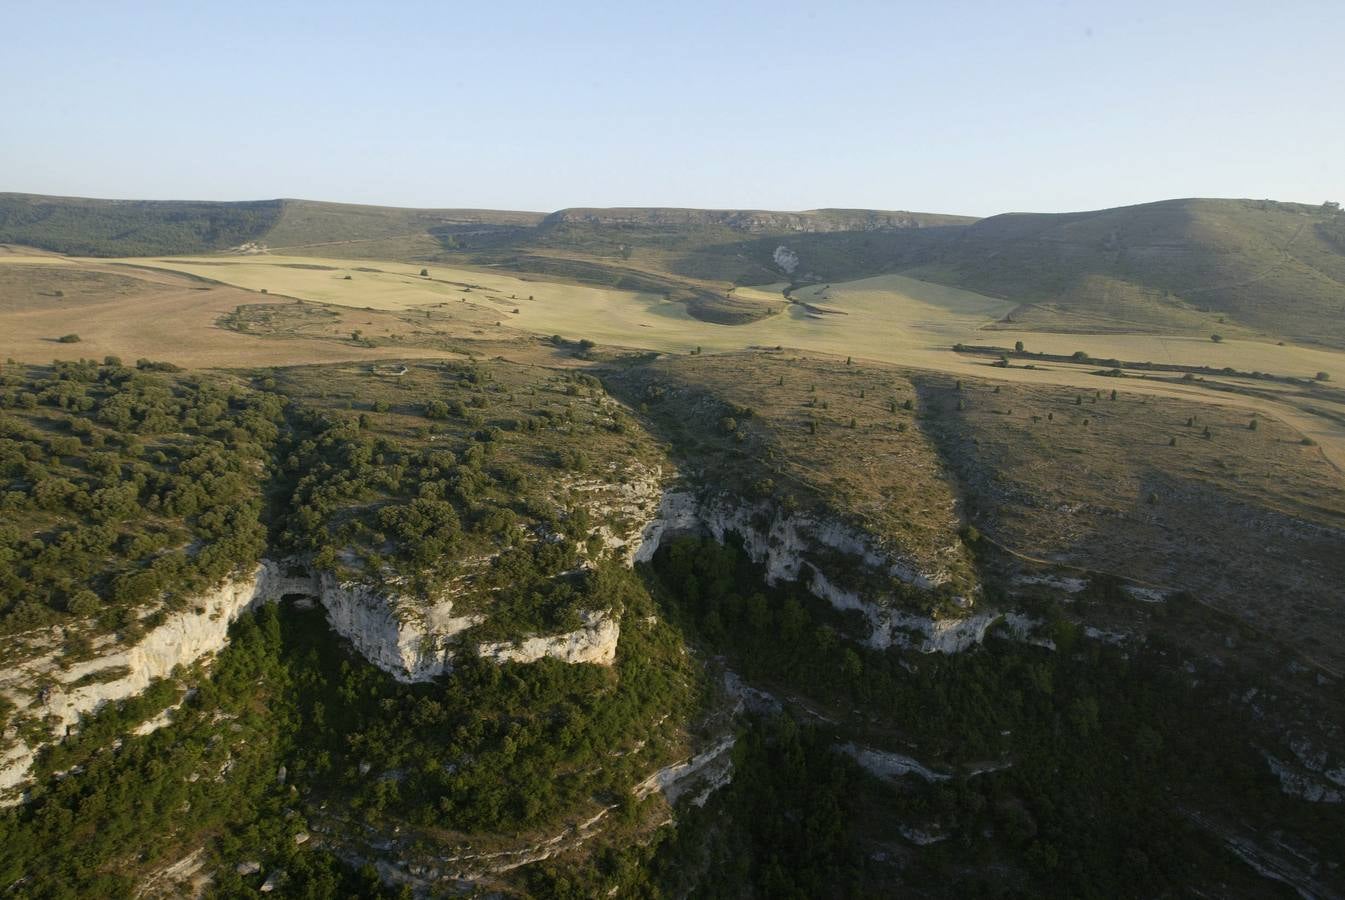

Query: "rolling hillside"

xmin=0 ymin=194 xmax=543 ymax=259
xmin=5 ymin=192 xmax=1344 ymax=343
xmin=904 ymin=198 xmax=1345 ymax=344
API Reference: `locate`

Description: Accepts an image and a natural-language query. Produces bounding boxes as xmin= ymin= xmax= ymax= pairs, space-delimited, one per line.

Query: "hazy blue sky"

xmin=4 ymin=1 xmax=1341 ymax=216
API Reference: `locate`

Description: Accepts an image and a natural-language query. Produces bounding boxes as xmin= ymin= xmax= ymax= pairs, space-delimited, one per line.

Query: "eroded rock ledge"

xmin=634 ymin=489 xmax=993 ymax=652
xmin=0 ymin=560 xmax=619 ymax=802
xmin=3 ymin=481 xmax=990 ymax=804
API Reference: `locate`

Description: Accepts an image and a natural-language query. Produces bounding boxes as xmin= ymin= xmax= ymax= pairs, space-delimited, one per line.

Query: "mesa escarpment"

xmin=633 ymin=490 xmax=999 ymax=653
xmin=913 ymin=372 xmax=1345 ymax=674
xmin=4 ymin=349 xmax=1345 ymax=897
xmin=0 ymin=357 xmax=668 ymax=802
xmin=540 ymin=207 xmax=975 ymax=233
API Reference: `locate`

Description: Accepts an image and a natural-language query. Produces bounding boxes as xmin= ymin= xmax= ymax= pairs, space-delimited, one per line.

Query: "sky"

xmin=3 ymin=0 xmax=1342 ymax=217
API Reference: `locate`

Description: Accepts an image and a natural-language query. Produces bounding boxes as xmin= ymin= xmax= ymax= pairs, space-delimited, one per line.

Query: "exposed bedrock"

xmin=0 ymin=560 xmax=620 ymax=802
xmin=633 ymin=489 xmax=993 ymax=653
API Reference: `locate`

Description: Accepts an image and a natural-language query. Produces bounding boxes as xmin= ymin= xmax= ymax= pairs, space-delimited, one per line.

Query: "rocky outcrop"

xmin=839 ymin=742 xmax=951 ymax=783
xmin=477 ymin=611 xmax=619 ymax=666
xmin=565 ymin=462 xmax=665 ymax=565
xmin=634 ymin=490 xmax=987 ymax=653
xmin=635 ymin=491 xmax=949 ymax=588
xmin=807 ymin=568 xmax=995 ymax=652
xmin=316 ymin=574 xmax=482 ymax=683
xmin=634 ymin=733 xmax=736 ymax=808
xmin=0 ymin=556 xmax=629 ymax=802
xmin=0 ymin=562 xmax=282 ymax=801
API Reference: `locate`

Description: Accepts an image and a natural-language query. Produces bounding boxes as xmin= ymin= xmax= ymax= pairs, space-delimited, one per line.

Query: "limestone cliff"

xmin=634 ymin=489 xmax=991 ymax=652
xmin=0 ymin=563 xmax=278 ymax=800
xmin=0 ymin=555 xmax=627 ymax=802
xmin=477 ymin=611 xmax=620 ymax=666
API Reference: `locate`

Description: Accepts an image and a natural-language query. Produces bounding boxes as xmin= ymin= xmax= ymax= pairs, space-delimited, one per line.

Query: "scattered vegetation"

xmin=268 ymin=360 xmax=662 ymax=632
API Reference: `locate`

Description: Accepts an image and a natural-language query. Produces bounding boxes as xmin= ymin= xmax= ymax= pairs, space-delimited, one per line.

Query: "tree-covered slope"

xmin=0 ymin=194 xmax=283 ymax=257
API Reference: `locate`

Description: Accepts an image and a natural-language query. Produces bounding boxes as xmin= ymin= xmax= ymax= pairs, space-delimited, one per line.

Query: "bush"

xmin=56 ymin=334 xmax=81 ymax=343
xmin=554 ymin=448 xmax=588 ymax=471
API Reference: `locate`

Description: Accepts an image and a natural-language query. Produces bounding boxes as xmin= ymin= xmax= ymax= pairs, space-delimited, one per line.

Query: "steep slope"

xmin=913 ymin=372 xmax=1345 ymax=673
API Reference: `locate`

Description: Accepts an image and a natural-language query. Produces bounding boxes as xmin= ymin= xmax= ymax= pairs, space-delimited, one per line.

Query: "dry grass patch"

xmin=915 ymin=374 xmax=1345 ymax=671
xmin=607 ymin=351 xmax=977 ymax=592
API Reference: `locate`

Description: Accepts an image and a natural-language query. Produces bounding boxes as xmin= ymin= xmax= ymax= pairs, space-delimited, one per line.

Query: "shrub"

xmin=66 ymin=590 xmax=101 ymax=617
xmin=554 ymin=448 xmax=588 ymax=471
xmin=56 ymin=334 xmax=81 ymax=343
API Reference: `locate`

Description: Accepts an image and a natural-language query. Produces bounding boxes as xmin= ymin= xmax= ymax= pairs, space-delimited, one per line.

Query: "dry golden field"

xmin=5 ymin=251 xmax=1345 ymax=471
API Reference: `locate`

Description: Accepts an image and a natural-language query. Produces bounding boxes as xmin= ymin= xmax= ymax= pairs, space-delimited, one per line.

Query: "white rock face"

xmin=636 ymin=491 xmax=947 ymax=588
xmin=316 ymin=574 xmax=482 ymax=684
xmin=808 ymin=567 xmax=997 ymax=652
xmin=839 ymin=742 xmax=950 ymax=783
xmin=634 ymin=732 xmax=736 ymax=807
xmin=635 ymin=490 xmax=986 ymax=653
xmin=0 ymin=554 xmax=629 ymax=802
xmin=0 ymin=562 xmax=280 ymax=800
xmin=1264 ymin=754 xmax=1344 ymax=804
xmin=477 ymin=611 xmax=619 ymax=666
xmin=566 ymin=463 xmax=665 ymax=565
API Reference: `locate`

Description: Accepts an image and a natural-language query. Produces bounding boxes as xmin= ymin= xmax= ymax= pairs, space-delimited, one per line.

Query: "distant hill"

xmin=5 ymin=192 xmax=1343 ymax=343
xmin=261 ymin=199 xmax=545 ymax=256
xmin=909 ymin=198 xmax=1345 ymax=344
xmin=0 ymin=194 xmax=543 ymax=259
xmin=0 ymin=193 xmax=283 ymax=257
